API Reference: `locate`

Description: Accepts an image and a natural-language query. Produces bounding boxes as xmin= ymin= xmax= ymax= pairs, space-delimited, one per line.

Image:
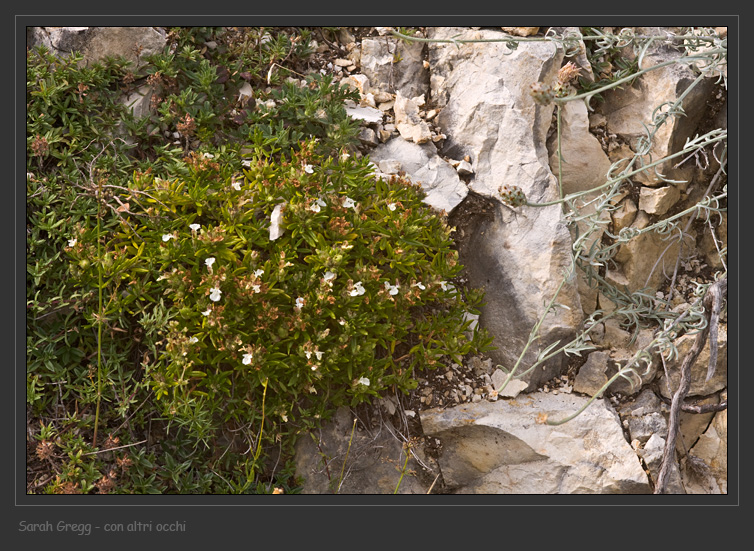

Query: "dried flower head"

xmin=52 ymin=477 xmax=81 ymax=494
xmin=95 ymin=471 xmax=116 ymax=494
xmin=557 ymin=61 xmax=582 ymax=86
xmin=35 ymin=440 xmax=55 ymax=461
xmin=77 ymin=82 xmax=89 ymax=103
xmin=30 ymin=134 xmax=50 ymax=158
xmin=176 ymin=113 xmax=196 ymax=138
xmin=116 ymin=455 xmax=133 ymax=473
xmin=103 ymin=434 xmax=120 ymax=450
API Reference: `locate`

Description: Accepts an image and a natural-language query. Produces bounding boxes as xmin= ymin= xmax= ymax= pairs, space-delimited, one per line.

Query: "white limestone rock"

xmin=420 ymin=393 xmax=650 ymax=494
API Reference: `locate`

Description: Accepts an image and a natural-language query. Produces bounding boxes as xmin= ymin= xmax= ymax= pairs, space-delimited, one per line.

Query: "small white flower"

xmin=358 ymin=377 xmax=370 ymax=386
xmin=350 ymin=281 xmax=366 ymax=297
xmin=189 ymin=336 xmax=199 ymax=344
xmin=303 ymin=164 xmax=314 ymax=174
xmin=314 ymin=350 xmax=323 ymax=361
xmin=439 ymin=280 xmax=456 ymax=293
xmin=189 ymin=223 xmax=200 ymax=232
xmin=252 ymin=284 xmax=261 ymax=293
xmin=387 ymin=203 xmax=397 ymax=211
xmin=295 ymin=297 xmax=305 ymax=310
xmin=202 ymin=308 xmax=211 ymax=316
xmin=67 ymin=238 xmax=77 ymax=247
xmin=162 ymin=233 xmax=175 ymax=242
xmin=209 ymin=287 xmax=222 ymax=302
xmin=202 ymin=152 xmax=215 ymax=159
xmin=311 ymin=365 xmax=318 ymax=371
xmin=340 ymin=152 xmax=350 ymax=162
xmin=311 ymin=201 xmax=323 ymax=213
xmin=341 ymin=242 xmax=353 ymax=250
xmin=253 ymin=269 xmax=264 ymax=278
xmin=342 ymin=196 xmax=357 ymax=209
xmin=281 ymin=413 xmax=288 ymax=422
xmin=304 ymin=350 xmax=312 ymax=360
xmin=242 ymin=353 xmax=253 ymax=365
xmin=231 ymin=180 xmax=241 ymax=191
xmin=384 ymin=281 xmax=400 ymax=295
xmin=205 ymin=257 xmax=216 ymax=269
xmin=242 ymin=160 xmax=252 ymax=168
xmin=323 ymin=271 xmax=337 ymax=285
xmin=412 ymin=282 xmax=426 ymax=290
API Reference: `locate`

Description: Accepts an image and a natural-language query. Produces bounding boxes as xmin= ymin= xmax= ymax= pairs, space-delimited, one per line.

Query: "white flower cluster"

xmin=384 ymin=281 xmax=400 ymax=296
xmin=310 ymin=198 xmax=327 ymax=213
xmin=304 ymin=348 xmax=323 ymax=361
xmin=350 ymin=281 xmax=366 ymax=296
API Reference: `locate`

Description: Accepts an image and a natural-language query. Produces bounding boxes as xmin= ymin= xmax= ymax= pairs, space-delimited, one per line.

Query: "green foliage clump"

xmin=135 ymin=26 xmax=361 ymax=160
xmin=26 ymin=47 xmax=134 ymax=179
xmin=101 ymin=137 xmax=491 ymax=448
xmin=26 ymin=45 xmax=144 ymax=424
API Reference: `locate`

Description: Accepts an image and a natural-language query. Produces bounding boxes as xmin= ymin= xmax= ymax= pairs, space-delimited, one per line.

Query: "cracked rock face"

xmin=28 ymin=27 xmax=167 ymax=68
xmin=359 ymin=36 xmax=429 ymax=98
xmin=425 ymin=27 xmax=583 ymax=388
xmin=420 ymin=392 xmax=651 ymax=494
xmin=311 ymin=26 xmax=726 ymax=495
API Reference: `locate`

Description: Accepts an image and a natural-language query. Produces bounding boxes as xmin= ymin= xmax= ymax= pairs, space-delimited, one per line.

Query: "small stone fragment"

xmin=639 ymin=185 xmax=681 ymax=215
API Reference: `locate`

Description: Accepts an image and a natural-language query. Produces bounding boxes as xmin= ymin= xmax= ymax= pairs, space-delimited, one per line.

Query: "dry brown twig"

xmin=654 ymin=275 xmax=727 ymax=494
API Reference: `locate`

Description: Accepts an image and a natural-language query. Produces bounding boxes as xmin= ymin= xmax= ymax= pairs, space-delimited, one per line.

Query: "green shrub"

xmin=95 ymin=137 xmax=491 ymax=451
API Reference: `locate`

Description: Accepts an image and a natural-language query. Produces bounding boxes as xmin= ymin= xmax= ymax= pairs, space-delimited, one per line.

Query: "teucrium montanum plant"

xmin=121 ymin=137 xmax=491 ymax=445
